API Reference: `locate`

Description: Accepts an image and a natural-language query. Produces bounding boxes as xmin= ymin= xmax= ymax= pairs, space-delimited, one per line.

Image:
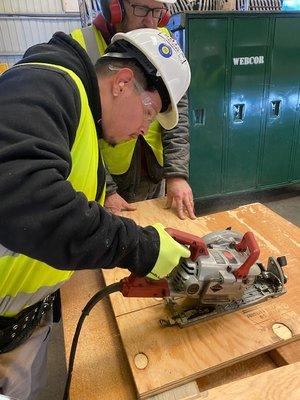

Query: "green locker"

xmin=259 ymin=17 xmax=300 ymax=186
xmin=169 ymin=12 xmax=300 ymax=200
xmin=225 ymin=17 xmax=269 ymax=192
xmin=188 ymin=18 xmax=227 ymax=197
xmin=293 ymin=112 xmax=300 ymax=179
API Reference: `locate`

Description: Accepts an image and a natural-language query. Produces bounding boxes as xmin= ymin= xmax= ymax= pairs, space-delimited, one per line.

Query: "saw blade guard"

xmin=202 ymin=230 xmax=261 ymax=279
xmin=167 ymin=230 xmax=261 ymax=299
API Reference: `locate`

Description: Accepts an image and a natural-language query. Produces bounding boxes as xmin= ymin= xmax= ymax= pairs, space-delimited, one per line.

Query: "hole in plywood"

xmin=134 ymin=352 xmax=148 ymax=370
xmin=272 ymin=323 xmax=293 ymax=340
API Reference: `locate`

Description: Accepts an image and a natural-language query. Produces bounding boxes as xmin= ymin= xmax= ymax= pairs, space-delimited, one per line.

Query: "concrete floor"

xmin=37 ymin=184 xmax=300 ymax=400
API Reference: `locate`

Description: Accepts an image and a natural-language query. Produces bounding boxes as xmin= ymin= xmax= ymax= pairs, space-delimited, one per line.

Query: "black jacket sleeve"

xmin=0 ymin=65 xmax=159 ymax=276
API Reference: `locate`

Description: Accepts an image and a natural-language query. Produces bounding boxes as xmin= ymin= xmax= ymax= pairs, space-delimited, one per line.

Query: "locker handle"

xmin=270 ymin=100 xmax=281 ymax=118
xmin=192 ymin=108 xmax=205 ymax=125
xmin=233 ymin=104 xmax=245 ymax=122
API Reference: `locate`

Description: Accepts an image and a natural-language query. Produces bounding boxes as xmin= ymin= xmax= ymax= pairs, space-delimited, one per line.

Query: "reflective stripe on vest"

xmin=71 ymin=26 xmax=107 ymax=65
xmin=71 ymin=26 xmax=169 ymax=175
xmin=0 ymin=62 xmax=104 ymax=316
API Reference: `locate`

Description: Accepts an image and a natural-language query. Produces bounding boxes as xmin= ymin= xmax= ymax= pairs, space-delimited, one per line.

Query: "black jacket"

xmin=0 ymin=32 xmax=159 ymax=276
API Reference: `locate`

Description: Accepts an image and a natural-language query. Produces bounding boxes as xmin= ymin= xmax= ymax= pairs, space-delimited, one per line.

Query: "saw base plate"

xmin=160 ymin=273 xmax=286 ymax=328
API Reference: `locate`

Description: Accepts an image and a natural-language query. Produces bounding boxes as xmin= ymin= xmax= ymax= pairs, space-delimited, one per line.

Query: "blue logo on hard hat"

xmin=158 ymin=43 xmax=172 ymax=58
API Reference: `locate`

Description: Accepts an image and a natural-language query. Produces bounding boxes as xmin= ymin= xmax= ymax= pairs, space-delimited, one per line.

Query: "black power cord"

xmin=63 ymin=282 xmax=122 ymax=400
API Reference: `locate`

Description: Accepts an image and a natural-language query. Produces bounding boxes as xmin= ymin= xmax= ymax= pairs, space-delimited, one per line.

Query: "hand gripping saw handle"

xmin=120 ymin=227 xmax=208 ymax=298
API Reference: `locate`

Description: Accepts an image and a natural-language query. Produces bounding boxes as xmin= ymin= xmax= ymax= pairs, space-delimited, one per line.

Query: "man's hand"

xmin=104 ymin=192 xmax=136 ymax=215
xmin=165 ymin=177 xmax=196 ymax=220
xmin=147 ymin=223 xmax=191 ymax=280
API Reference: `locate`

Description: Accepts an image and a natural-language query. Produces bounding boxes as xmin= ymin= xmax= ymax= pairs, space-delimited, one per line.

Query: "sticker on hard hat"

xmin=158 ymin=32 xmax=187 ymax=64
xmin=159 ymin=43 xmax=172 ymax=58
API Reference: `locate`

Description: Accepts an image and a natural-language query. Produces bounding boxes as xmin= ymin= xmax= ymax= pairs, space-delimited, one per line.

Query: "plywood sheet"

xmin=101 ymin=200 xmax=300 ymax=398
xmin=61 ymin=270 xmax=136 ymax=400
xmin=194 ymin=362 xmax=300 ymax=400
xmin=196 ymin=353 xmax=276 ymax=391
xmin=148 ymin=381 xmax=200 ymax=400
xmin=116 ymin=297 xmax=300 ymax=398
xmin=269 ymin=340 xmax=300 ymax=366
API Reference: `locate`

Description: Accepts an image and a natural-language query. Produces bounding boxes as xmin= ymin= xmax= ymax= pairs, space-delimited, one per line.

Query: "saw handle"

xmin=120 ymin=274 xmax=170 ymax=298
xmin=165 ymin=227 xmax=209 ymax=261
xmin=120 ymin=228 xmax=208 ymax=298
xmin=233 ymin=231 xmax=260 ymax=279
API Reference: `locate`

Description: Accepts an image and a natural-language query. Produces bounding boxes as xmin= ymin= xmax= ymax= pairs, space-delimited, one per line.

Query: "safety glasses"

xmin=133 ymin=79 xmax=158 ymax=123
xmin=108 ymin=64 xmax=159 ymax=124
xmin=126 ymin=0 xmax=166 ymax=19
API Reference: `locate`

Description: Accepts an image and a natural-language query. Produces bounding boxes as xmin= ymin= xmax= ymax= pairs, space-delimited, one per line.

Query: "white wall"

xmin=0 ymin=0 xmax=78 ymax=14
xmin=0 ymin=0 xmax=81 ymax=67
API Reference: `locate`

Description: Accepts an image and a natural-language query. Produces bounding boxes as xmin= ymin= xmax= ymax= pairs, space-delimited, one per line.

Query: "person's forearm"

xmin=105 ymin=166 xmax=118 ymax=195
xmin=162 ymin=93 xmax=190 ymax=179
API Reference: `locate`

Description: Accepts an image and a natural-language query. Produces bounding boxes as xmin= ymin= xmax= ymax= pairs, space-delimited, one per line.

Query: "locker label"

xmin=233 ymin=56 xmax=264 ymax=65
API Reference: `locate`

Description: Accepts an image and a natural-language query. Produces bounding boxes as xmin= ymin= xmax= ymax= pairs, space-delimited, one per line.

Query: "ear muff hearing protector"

xmin=99 ymin=0 xmax=124 ymax=25
xmin=158 ymin=8 xmax=170 ymax=27
xmin=99 ymin=0 xmax=170 ymax=27
xmin=109 ymin=0 xmax=124 ymax=25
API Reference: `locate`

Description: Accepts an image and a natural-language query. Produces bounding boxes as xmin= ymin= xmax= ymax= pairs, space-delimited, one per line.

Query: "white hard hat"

xmin=107 ymin=28 xmax=191 ymax=130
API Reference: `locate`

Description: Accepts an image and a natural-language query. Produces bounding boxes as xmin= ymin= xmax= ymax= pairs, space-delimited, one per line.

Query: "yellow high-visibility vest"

xmin=0 ymin=62 xmax=105 ymax=316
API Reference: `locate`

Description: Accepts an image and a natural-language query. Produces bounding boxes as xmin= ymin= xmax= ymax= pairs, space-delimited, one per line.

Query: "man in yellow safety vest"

xmin=71 ymin=0 xmax=196 ymax=220
xmin=0 ymin=28 xmax=191 ymax=399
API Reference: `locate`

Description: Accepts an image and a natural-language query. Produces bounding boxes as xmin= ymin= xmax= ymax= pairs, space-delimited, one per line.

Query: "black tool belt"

xmin=0 ymin=294 xmax=55 ymax=354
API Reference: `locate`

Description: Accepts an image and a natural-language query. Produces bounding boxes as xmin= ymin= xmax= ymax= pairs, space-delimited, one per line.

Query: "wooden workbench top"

xmin=61 ymin=199 xmax=300 ymax=400
xmin=195 ymin=362 xmax=300 ymax=400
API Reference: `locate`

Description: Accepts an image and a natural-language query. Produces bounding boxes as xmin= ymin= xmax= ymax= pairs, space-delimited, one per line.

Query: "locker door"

xmin=292 ymin=97 xmax=300 ymax=180
xmin=188 ymin=17 xmax=227 ymax=198
xmin=260 ymin=18 xmax=300 ymax=186
xmin=225 ymin=17 xmax=269 ymax=192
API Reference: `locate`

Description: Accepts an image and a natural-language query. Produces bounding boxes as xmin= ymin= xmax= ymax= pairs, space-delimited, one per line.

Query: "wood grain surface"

xmin=194 ymin=362 xmax=300 ymax=400
xmin=61 ymin=270 xmax=136 ymax=400
xmin=269 ymin=340 xmax=300 ymax=366
xmin=61 ymin=199 xmax=300 ymax=399
xmin=102 ymin=199 xmax=300 ymax=398
xmin=196 ymin=353 xmax=276 ymax=391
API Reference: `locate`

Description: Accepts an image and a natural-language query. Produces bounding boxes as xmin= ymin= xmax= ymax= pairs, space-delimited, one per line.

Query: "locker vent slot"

xmin=270 ymin=100 xmax=281 ymax=118
xmin=233 ymin=103 xmax=245 ymax=123
xmin=193 ymin=108 xmax=206 ymax=125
